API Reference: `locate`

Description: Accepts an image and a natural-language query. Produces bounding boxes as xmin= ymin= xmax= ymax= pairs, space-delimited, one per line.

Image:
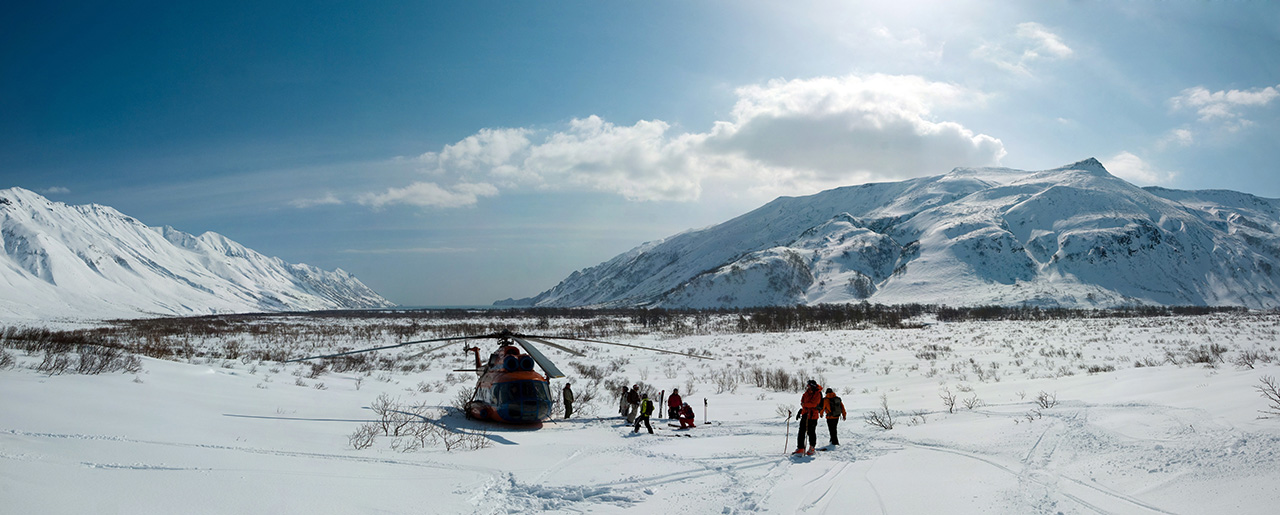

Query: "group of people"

xmin=561 ymin=379 xmax=846 ymax=452
xmin=615 ymin=385 xmax=696 ymax=433
xmin=794 ymin=379 xmax=846 ymax=456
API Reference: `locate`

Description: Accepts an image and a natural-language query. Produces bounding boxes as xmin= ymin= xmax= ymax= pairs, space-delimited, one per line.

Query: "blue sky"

xmin=4 ymin=1 xmax=1279 ymax=306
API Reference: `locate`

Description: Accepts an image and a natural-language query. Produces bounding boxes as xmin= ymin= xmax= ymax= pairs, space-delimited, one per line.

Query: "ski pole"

xmin=785 ymin=409 xmax=792 ymax=454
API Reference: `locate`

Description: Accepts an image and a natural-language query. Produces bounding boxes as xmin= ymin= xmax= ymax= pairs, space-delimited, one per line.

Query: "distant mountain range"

xmin=0 ymin=187 xmax=394 ymax=320
xmin=499 ymin=158 xmax=1280 ymax=309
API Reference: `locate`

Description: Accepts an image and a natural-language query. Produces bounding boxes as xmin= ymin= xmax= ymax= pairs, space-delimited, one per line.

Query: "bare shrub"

xmin=1085 ymin=364 xmax=1116 ymax=375
xmin=370 ymin=393 xmax=395 ymax=434
xmin=0 ymin=349 xmax=16 ymax=369
xmin=1258 ymin=375 xmax=1280 ymax=418
xmin=1185 ymin=344 xmax=1228 ymax=366
xmin=908 ymin=410 xmax=928 ymax=426
xmin=863 ymin=394 xmax=895 ymax=430
xmin=1234 ymin=351 xmax=1274 ymax=370
xmin=711 ymin=368 xmax=740 ymax=394
xmin=940 ymin=387 xmax=957 ymax=414
xmin=451 ymin=386 xmax=475 ymax=412
xmin=306 ymin=361 xmax=328 ymax=379
xmin=35 ymin=351 xmax=71 ymax=375
xmin=349 ymin=423 xmax=379 ymax=450
xmin=962 ymin=394 xmax=984 ymax=410
xmin=1035 ymin=391 xmax=1058 ymax=409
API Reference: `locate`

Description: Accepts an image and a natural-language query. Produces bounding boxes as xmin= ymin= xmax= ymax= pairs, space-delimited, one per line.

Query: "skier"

xmin=822 ymin=388 xmax=846 ymax=446
xmin=667 ymin=388 xmax=683 ymax=420
xmin=633 ymin=393 xmax=655 ymax=434
xmin=562 ymin=383 xmax=575 ymax=419
xmin=626 ymin=385 xmax=642 ymax=424
xmin=794 ymin=380 xmax=823 ymax=455
xmin=677 ymin=402 xmax=696 ymax=428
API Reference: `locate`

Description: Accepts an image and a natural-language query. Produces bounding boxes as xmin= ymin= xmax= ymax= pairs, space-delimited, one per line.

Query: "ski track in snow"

xmin=3 ymin=428 xmax=497 ymax=475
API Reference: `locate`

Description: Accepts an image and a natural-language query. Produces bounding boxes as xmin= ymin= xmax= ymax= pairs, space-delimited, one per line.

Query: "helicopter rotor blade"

xmin=282 ymin=335 xmax=480 ymax=363
xmin=511 ymin=336 xmax=566 ymax=379
xmin=522 ymin=336 xmax=587 ymax=357
xmin=546 ymin=336 xmax=713 ymax=360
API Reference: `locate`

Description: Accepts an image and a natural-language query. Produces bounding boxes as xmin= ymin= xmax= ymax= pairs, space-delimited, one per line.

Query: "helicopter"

xmin=285 ymin=329 xmax=711 ymax=425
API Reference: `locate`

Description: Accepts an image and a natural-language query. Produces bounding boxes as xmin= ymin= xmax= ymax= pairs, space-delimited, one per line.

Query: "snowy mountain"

xmin=502 ymin=158 xmax=1280 ymax=309
xmin=0 ymin=187 xmax=394 ymax=319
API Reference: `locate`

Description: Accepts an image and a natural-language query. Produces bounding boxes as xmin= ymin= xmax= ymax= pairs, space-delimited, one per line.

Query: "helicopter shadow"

xmin=221 ymin=413 xmax=378 ymax=423
xmin=381 ymin=405 xmax=522 ymax=446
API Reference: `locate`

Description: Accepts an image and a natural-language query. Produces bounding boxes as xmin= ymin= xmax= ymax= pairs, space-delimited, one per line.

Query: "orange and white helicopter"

xmin=286 ymin=329 xmax=709 ymax=425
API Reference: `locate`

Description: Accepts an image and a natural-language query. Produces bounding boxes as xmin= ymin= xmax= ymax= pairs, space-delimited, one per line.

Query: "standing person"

xmin=562 ymin=383 xmax=575 ymax=419
xmin=626 ymin=385 xmax=642 ymax=424
xmin=619 ymin=385 xmax=629 ymax=417
xmin=822 ymin=388 xmax=846 ymax=446
xmin=667 ymin=388 xmax=683 ymax=420
xmin=794 ymin=380 xmax=823 ymax=455
xmin=633 ymin=393 xmax=655 ymax=434
xmin=677 ymin=402 xmax=696 ymax=428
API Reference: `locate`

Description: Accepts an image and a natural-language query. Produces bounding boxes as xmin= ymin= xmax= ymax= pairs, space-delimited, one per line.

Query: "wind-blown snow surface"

xmin=0 ymin=188 xmax=393 ymax=320
xmin=3 ymin=313 xmax=1279 ymax=514
xmin=504 ymin=159 xmax=1280 ymax=309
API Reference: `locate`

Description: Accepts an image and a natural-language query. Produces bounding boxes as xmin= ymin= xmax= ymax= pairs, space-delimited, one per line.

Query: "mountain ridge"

xmin=0 ymin=187 xmax=394 ymax=320
xmin=499 ymin=158 xmax=1280 ymax=309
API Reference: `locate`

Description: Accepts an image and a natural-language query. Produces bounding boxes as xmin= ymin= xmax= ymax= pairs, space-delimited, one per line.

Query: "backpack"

xmin=825 ymin=396 xmax=843 ymax=416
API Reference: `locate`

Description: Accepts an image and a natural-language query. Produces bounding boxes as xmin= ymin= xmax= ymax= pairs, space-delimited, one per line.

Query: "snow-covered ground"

xmin=3 ymin=312 xmax=1279 ymax=514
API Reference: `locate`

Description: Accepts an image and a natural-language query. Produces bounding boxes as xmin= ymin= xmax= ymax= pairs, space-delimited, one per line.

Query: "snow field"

xmin=2 ymin=312 xmax=1279 ymax=514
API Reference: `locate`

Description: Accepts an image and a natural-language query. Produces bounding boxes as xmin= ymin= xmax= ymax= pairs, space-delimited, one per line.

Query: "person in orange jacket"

xmin=794 ymin=379 xmax=823 ymax=455
xmin=822 ymin=388 xmax=847 ymax=446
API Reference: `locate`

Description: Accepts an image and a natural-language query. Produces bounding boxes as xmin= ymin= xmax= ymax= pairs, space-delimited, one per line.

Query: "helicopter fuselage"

xmin=465 ymin=346 xmax=554 ymax=423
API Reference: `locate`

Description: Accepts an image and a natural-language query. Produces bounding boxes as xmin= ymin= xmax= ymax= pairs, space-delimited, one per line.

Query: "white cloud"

xmin=1102 ymin=151 xmax=1177 ymax=186
xmin=289 ymin=193 xmax=343 ymax=209
xmin=1157 ymin=128 xmax=1194 ymax=149
xmin=40 ymin=186 xmax=70 ymax=195
xmin=863 ymin=24 xmax=944 ymax=63
xmin=357 ymin=181 xmax=498 ymax=209
xmin=1170 ymin=84 xmax=1280 ymax=131
xmin=972 ymin=22 xmax=1073 ymax=76
xmin=364 ymin=73 xmax=1005 ymax=208
xmin=340 ymin=247 xmax=476 ymax=254
xmin=706 ymin=74 xmax=1005 ymax=181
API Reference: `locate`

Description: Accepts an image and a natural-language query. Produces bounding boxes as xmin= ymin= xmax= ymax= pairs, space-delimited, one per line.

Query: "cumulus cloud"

xmin=705 ymin=74 xmax=1006 ymax=181
xmin=1170 ymin=84 xmax=1280 ymax=132
xmin=362 ymin=73 xmax=1005 ymax=208
xmin=1103 ymin=151 xmax=1176 ymax=186
xmin=972 ymin=22 xmax=1073 ymax=76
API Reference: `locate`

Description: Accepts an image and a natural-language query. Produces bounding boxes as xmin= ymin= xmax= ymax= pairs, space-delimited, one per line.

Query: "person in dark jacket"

xmin=625 ymin=385 xmax=641 ymax=424
xmin=794 ymin=380 xmax=823 ymax=455
xmin=667 ymin=388 xmax=683 ymax=419
xmin=822 ymin=388 xmax=846 ymax=445
xmin=633 ymin=393 xmax=655 ymax=434
xmin=562 ymin=383 xmax=575 ymax=419
xmin=619 ymin=385 xmax=629 ymax=416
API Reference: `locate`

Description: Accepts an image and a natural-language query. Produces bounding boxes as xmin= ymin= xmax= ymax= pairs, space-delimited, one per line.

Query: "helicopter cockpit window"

xmin=494 ymin=381 xmax=551 ymax=403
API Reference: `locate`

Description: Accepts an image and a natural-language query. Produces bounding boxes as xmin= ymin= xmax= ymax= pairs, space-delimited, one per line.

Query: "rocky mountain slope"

xmin=1 ymin=187 xmax=394 ymax=319
xmin=502 ymin=159 xmax=1280 ymax=309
